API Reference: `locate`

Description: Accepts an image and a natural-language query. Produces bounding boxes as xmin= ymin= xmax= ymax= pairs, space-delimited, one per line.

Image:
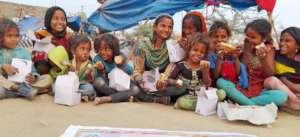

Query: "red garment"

xmin=52 ymin=37 xmax=70 ymax=54
xmin=238 ymin=66 xmax=265 ymax=97
xmin=256 ymin=0 xmax=276 ymax=13
xmin=221 ymin=61 xmax=237 ymax=83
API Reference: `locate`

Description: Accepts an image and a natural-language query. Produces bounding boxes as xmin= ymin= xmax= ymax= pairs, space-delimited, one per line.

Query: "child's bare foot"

xmin=94 ymin=96 xmax=112 ymax=105
xmin=81 ymin=96 xmax=89 ymax=102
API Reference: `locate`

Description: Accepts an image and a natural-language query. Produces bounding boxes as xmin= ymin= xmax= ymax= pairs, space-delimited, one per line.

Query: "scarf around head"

xmin=44 ymin=6 xmax=67 ymax=39
xmin=188 ymin=11 xmax=207 ymax=33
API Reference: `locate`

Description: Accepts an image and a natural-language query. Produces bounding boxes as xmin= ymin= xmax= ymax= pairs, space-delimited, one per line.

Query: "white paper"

xmin=54 ymin=72 xmax=81 ymax=106
xmin=220 ymin=102 xmax=278 ymax=125
xmin=61 ymin=125 xmax=257 ymax=137
xmin=195 ymin=87 xmax=218 ymax=116
xmin=33 ymin=37 xmax=55 ymax=53
xmin=166 ymin=40 xmax=186 ymax=63
xmin=108 ymin=67 xmax=131 ymax=91
xmin=142 ymin=68 xmax=160 ymax=92
xmin=8 ymin=58 xmax=32 ymax=83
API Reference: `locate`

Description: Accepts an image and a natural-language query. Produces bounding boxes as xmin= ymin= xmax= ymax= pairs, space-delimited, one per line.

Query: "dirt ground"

xmin=0 ymin=94 xmax=299 ymax=137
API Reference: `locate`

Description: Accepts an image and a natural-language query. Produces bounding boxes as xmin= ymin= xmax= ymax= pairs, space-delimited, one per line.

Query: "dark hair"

xmin=245 ymin=19 xmax=273 ymax=44
xmin=94 ymin=33 xmax=120 ymax=57
xmin=281 ymin=27 xmax=300 ymax=54
xmin=182 ymin=13 xmax=202 ymax=37
xmin=152 ymin=14 xmax=173 ymax=44
xmin=0 ymin=18 xmax=19 ymax=47
xmin=209 ymin=20 xmax=231 ymax=37
xmin=44 ymin=6 xmax=67 ymax=38
xmin=187 ymin=32 xmax=210 ymax=58
xmin=70 ymin=34 xmax=91 ymax=49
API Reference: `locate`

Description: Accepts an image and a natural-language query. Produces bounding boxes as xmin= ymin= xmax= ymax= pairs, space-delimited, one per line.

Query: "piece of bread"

xmin=219 ymin=42 xmax=236 ymax=53
xmin=114 ymin=55 xmax=124 ymax=64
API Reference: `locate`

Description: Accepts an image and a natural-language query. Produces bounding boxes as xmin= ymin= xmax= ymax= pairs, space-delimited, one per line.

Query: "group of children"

xmin=0 ymin=6 xmax=300 ymax=113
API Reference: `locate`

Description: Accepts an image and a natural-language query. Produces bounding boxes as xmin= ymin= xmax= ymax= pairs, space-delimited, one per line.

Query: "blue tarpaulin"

xmin=88 ymin=0 xmax=275 ymax=32
xmin=18 ymin=17 xmax=44 ymax=35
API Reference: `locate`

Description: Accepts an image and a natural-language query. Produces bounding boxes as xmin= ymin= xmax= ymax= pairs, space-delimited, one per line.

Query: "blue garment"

xmin=207 ymin=53 xmax=248 ymax=88
xmin=216 ymin=78 xmax=288 ymax=106
xmin=93 ymin=55 xmax=133 ymax=78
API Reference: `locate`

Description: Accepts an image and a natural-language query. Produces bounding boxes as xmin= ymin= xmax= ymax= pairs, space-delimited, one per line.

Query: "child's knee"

xmin=93 ymin=78 xmax=106 ymax=89
xmin=216 ymin=78 xmax=235 ymax=89
xmin=131 ymin=85 xmax=140 ymax=95
xmin=264 ymin=76 xmax=280 ymax=88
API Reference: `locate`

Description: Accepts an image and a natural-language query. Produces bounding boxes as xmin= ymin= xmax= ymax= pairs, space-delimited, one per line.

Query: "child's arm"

xmin=257 ymin=45 xmax=275 ymax=77
xmin=233 ymin=49 xmax=241 ymax=76
xmin=200 ymin=61 xmax=212 ymax=87
xmin=281 ymin=77 xmax=300 ymax=93
xmin=214 ymin=53 xmax=223 ymax=79
xmin=133 ymin=48 xmax=145 ymax=81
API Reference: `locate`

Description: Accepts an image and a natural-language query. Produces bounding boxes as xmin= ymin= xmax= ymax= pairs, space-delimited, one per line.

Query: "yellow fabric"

xmin=275 ymin=62 xmax=296 ymax=74
xmin=48 ymin=46 xmax=69 ymax=70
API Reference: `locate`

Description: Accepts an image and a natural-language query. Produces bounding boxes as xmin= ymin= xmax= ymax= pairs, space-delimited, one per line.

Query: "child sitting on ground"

xmin=93 ymin=34 xmax=140 ymax=105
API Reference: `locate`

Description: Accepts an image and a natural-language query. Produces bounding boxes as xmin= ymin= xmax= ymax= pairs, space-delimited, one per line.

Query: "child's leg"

xmin=93 ymin=77 xmax=117 ymax=96
xmin=109 ymin=82 xmax=140 ymax=103
xmin=250 ymin=90 xmax=288 ymax=106
xmin=79 ymin=83 xmax=96 ymax=97
xmin=31 ymin=74 xmax=53 ymax=94
xmin=0 ymin=87 xmax=20 ymax=99
xmin=216 ymin=78 xmax=255 ymax=105
xmin=264 ymin=76 xmax=300 ymax=109
xmin=158 ymin=85 xmax=187 ymax=97
xmin=264 ymin=76 xmax=297 ymax=99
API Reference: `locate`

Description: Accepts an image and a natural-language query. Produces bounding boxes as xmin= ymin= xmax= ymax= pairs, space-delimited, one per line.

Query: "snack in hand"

xmin=219 ymin=42 xmax=236 ymax=53
xmin=94 ymin=61 xmax=103 ymax=68
xmin=255 ymin=43 xmax=266 ymax=50
xmin=200 ymin=60 xmax=210 ymax=69
xmin=114 ymin=55 xmax=124 ymax=65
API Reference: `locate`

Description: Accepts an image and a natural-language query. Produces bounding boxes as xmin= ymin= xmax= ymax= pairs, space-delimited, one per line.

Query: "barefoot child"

xmin=0 ymin=18 xmax=52 ymax=99
xmin=93 ymin=34 xmax=139 ymax=105
xmin=157 ymin=33 xmax=212 ymax=110
xmin=217 ymin=19 xmax=288 ymax=106
xmin=69 ymin=35 xmax=96 ymax=101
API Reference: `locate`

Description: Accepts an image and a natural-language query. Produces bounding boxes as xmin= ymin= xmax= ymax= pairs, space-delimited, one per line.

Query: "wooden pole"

xmin=268 ymin=12 xmax=280 ymax=49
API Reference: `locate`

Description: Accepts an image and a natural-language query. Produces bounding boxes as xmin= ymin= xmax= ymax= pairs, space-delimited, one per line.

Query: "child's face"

xmin=72 ymin=42 xmax=91 ymax=62
xmin=245 ymin=27 xmax=263 ymax=47
xmin=280 ymin=32 xmax=299 ymax=55
xmin=154 ymin=18 xmax=173 ymax=40
xmin=211 ymin=28 xmax=229 ymax=46
xmin=3 ymin=28 xmax=19 ymax=49
xmin=50 ymin=10 xmax=67 ymax=33
xmin=182 ymin=18 xmax=197 ymax=38
xmin=188 ymin=42 xmax=206 ymax=63
xmin=97 ymin=41 xmax=113 ymax=61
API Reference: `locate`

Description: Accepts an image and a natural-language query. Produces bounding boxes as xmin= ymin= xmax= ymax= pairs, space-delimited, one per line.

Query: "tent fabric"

xmin=88 ymin=0 xmax=276 ymax=32
xmin=88 ymin=0 xmax=205 ymax=32
xmin=18 ymin=17 xmax=44 ymax=35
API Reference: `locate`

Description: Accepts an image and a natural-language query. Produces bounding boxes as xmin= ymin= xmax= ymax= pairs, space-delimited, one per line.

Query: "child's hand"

xmin=26 ymin=74 xmax=37 ymax=84
xmin=217 ymin=50 xmax=225 ymax=60
xmin=200 ymin=60 xmax=210 ymax=72
xmin=178 ymin=37 xmax=188 ymax=50
xmin=168 ymin=79 xmax=183 ymax=88
xmin=256 ymin=45 xmax=270 ymax=59
xmin=232 ymin=46 xmax=242 ymax=59
xmin=85 ymin=65 xmax=94 ymax=81
xmin=94 ymin=61 xmax=105 ymax=71
xmin=156 ymin=81 xmax=167 ymax=91
xmin=1 ymin=64 xmax=18 ymax=76
xmin=114 ymin=55 xmax=125 ymax=67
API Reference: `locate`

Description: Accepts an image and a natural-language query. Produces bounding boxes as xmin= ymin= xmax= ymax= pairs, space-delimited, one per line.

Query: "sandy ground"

xmin=0 ymin=94 xmax=299 ymax=137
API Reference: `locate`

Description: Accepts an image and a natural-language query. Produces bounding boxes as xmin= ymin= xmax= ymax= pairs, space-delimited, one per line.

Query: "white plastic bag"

xmin=108 ymin=67 xmax=130 ymax=91
xmin=195 ymin=87 xmax=218 ymax=116
xmin=166 ymin=40 xmax=186 ymax=63
xmin=217 ymin=102 xmax=278 ymax=125
xmin=54 ymin=72 xmax=81 ymax=106
xmin=142 ymin=68 xmax=160 ymax=92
